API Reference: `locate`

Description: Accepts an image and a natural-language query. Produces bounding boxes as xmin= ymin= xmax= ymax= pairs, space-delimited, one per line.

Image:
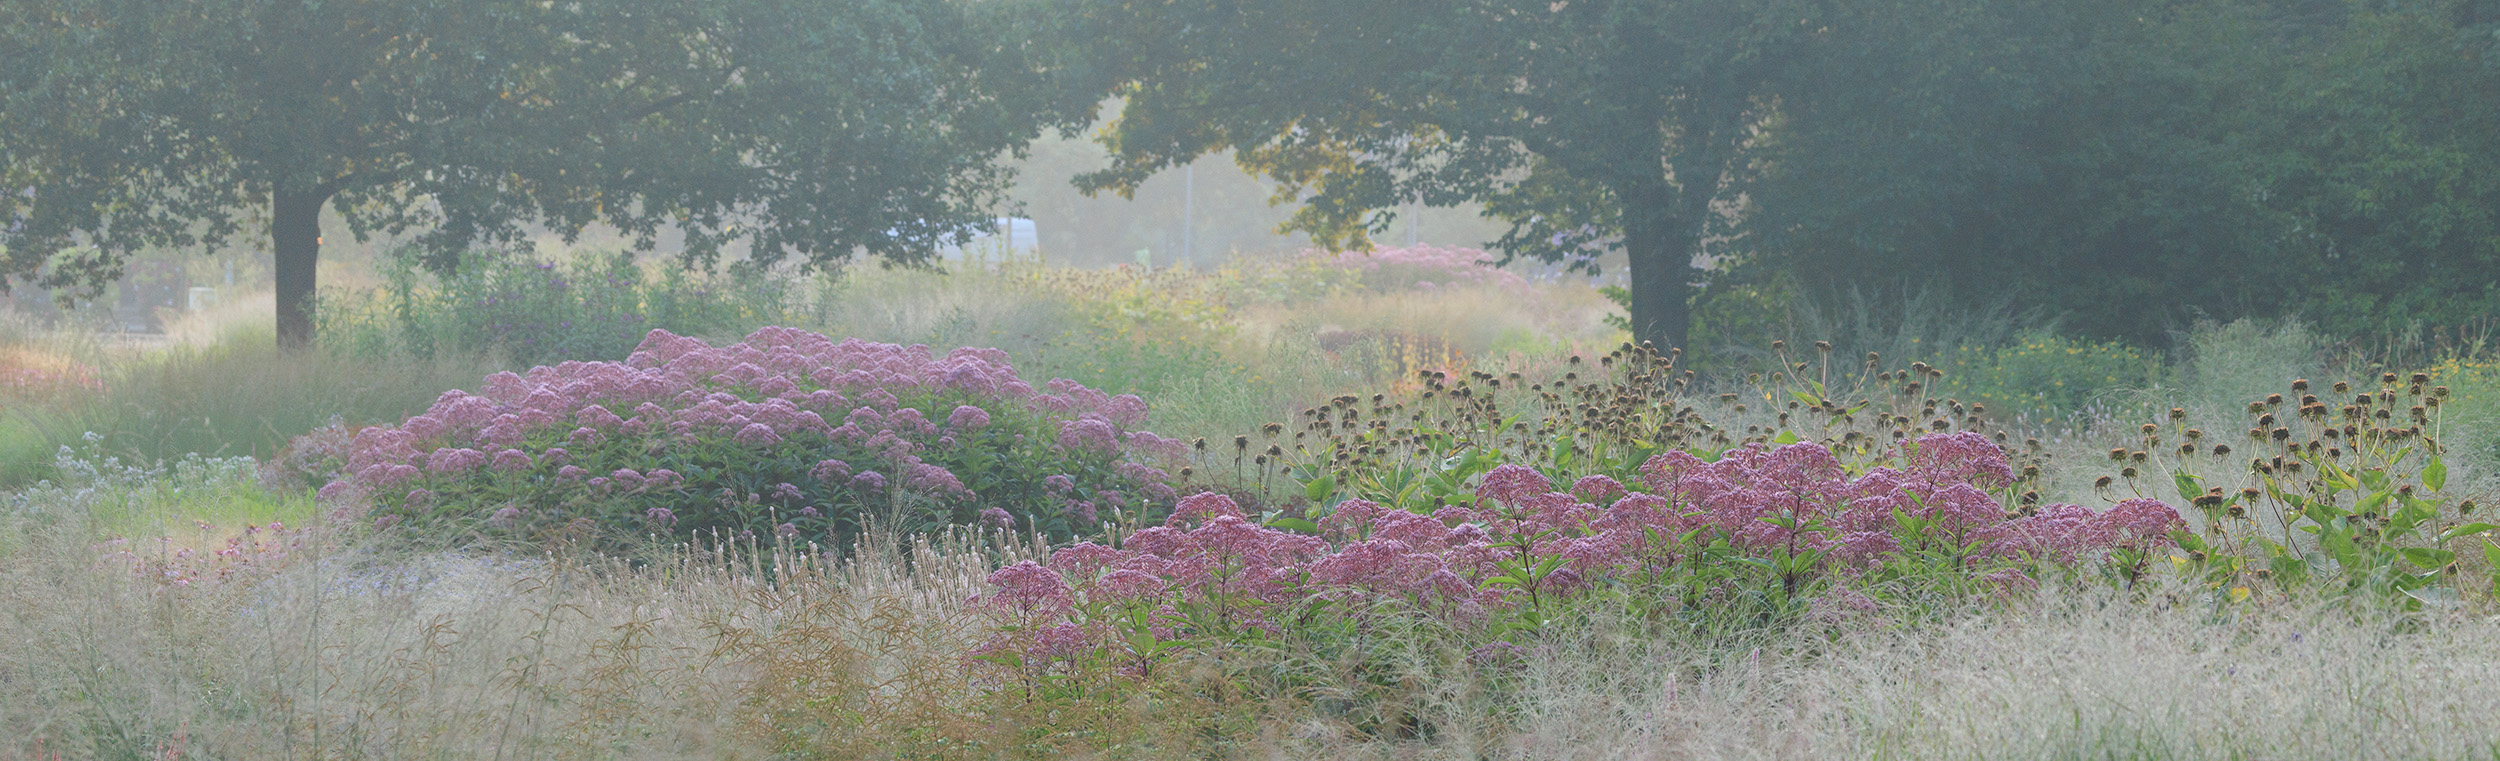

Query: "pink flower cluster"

xmin=1311 ymin=245 xmax=1532 ymax=292
xmin=975 ymin=433 xmax=2185 ymax=667
xmin=334 ymin=327 xmax=1181 ymax=526
xmin=0 ymin=361 xmax=104 ymax=400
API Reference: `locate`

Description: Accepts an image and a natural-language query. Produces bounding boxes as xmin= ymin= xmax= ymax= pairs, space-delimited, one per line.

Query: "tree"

xmin=0 ymin=0 xmax=1065 ymax=347
xmin=1065 ymin=0 xmax=1820 ymax=351
xmin=1748 ymin=0 xmax=2500 ymax=343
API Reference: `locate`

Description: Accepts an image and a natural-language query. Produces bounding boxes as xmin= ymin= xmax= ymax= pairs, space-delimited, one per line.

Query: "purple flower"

xmin=850 ymin=471 xmax=886 ymax=490
xmin=810 ymin=459 xmax=853 ymax=483
xmin=489 ymin=506 xmax=522 ymax=526
xmin=777 ymin=522 xmax=800 ymax=539
xmin=984 ymin=561 xmax=1071 ymax=613
xmin=491 ymin=449 xmax=532 ymax=472
xmin=980 ymin=507 xmax=1015 ymax=529
xmin=948 ymin=405 xmax=992 ymax=430
xmin=645 ymin=507 xmax=676 ymax=525
xmin=734 ymin=422 xmax=782 ymax=446
xmin=1478 ymin=464 xmax=1552 ymax=505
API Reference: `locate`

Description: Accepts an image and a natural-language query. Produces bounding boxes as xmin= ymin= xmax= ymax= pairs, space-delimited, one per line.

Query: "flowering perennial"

xmin=976 ymin=433 xmax=2183 ymax=673
xmin=325 ymin=327 xmax=1186 ymax=547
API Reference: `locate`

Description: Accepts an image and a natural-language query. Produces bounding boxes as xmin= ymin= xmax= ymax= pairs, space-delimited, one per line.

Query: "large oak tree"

xmin=1 ymin=0 xmax=1064 ymax=346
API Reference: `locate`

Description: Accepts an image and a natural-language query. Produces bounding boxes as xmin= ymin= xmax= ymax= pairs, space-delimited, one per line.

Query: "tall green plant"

xmin=320 ymin=251 xmax=792 ymax=365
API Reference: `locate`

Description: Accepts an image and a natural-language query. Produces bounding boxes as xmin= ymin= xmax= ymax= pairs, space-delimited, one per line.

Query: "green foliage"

xmin=1939 ymin=330 xmax=2160 ymax=424
xmin=2128 ymin=370 xmax=2485 ymax=609
xmin=1752 ymin=0 xmax=2500 ymax=345
xmin=0 ymin=329 xmax=503 ymax=487
xmin=1068 ymin=0 xmax=1809 ymax=349
xmin=320 ymin=250 xmax=793 ymax=365
xmin=0 ymin=0 xmax=1068 ymax=343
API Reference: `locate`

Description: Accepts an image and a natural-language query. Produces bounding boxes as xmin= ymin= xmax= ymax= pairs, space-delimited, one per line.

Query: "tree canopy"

xmin=1065 ymin=0 xmax=1820 ymax=351
xmin=1751 ymin=0 xmax=2500 ymax=343
xmin=1070 ymin=0 xmax=2500 ymax=350
xmin=0 ymin=0 xmax=1067 ymax=346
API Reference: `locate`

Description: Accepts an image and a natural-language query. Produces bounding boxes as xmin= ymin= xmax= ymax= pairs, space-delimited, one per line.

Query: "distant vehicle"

xmin=936 ymin=217 xmax=1038 ymax=262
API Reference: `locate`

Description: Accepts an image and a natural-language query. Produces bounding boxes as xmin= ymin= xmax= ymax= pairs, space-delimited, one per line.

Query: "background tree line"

xmin=3 ymin=0 xmax=2494 ymax=350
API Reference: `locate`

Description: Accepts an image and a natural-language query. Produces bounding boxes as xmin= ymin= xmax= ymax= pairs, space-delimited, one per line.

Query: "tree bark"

xmin=272 ymin=188 xmax=325 ymax=351
xmin=1619 ymin=179 xmax=1690 ymax=352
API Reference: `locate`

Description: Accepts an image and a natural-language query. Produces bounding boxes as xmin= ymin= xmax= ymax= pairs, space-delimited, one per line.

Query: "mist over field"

xmin=4 ymin=1 xmax=2499 ymax=757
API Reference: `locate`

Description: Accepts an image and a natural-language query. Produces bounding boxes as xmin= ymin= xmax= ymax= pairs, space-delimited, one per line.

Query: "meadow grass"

xmin=8 ymin=458 xmax=2500 ymax=760
xmin=0 ymin=324 xmax=507 ymax=488
xmin=10 ymin=256 xmax=2500 ymax=759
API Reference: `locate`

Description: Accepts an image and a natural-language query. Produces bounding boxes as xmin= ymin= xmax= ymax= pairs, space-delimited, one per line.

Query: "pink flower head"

xmin=810 ymin=459 xmax=853 ymax=483
xmin=1169 ymin=492 xmax=1244 ymax=526
xmin=980 ymin=507 xmax=1015 ymax=529
xmin=985 ymin=560 xmax=1072 ymax=614
xmin=947 ymin=404 xmax=992 ymax=430
xmin=491 ymin=449 xmax=532 ymax=472
xmin=1048 ymin=542 xmax=1123 ymax=576
xmin=426 ymin=447 xmax=488 ymax=473
xmin=1057 ymin=417 xmax=1121 ymax=456
xmin=1571 ymin=475 xmax=1627 ymax=504
xmin=1907 ymin=432 xmax=2016 ymax=488
xmin=734 ymin=422 xmax=781 ymax=446
xmin=2096 ymin=498 xmax=2186 ymax=547
xmin=1478 ymin=464 xmax=1553 ymax=505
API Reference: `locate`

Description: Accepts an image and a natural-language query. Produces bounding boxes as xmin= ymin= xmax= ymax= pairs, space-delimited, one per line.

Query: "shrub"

xmin=320 ymin=250 xmax=793 ymax=364
xmin=970 ymin=433 xmax=2184 ymax=691
xmin=321 ymin=327 xmax=1189 ymax=551
xmin=1939 ymin=329 xmax=2159 ymax=424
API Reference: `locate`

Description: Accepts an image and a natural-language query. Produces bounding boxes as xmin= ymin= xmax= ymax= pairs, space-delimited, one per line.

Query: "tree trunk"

xmin=272 ymin=188 xmax=325 ymax=351
xmin=1619 ymin=180 xmax=1691 ymax=353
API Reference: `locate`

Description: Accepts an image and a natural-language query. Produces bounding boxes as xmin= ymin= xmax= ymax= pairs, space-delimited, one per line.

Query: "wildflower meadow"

xmin=1 ymin=243 xmax=2495 ymax=760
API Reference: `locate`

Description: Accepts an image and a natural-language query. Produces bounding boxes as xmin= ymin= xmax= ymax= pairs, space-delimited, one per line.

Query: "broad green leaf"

xmin=2440 ymin=523 xmax=2500 ymax=542
xmin=2400 ymin=547 xmax=2456 ymax=571
xmin=1264 ymin=517 xmax=1321 ymax=534
xmin=2174 ymin=473 xmax=2203 ymax=503
xmin=2425 ymin=457 xmax=2448 ymax=492
xmin=1303 ymin=474 xmax=1336 ymax=502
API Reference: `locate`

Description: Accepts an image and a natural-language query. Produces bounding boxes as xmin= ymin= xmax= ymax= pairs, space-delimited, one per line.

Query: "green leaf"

xmin=2425 ymin=456 xmax=2448 ymax=492
xmin=2440 ymin=523 xmax=2500 ymax=542
xmin=2174 ymin=473 xmax=2204 ymax=503
xmin=1264 ymin=517 xmax=1321 ymax=534
xmin=1770 ymin=429 xmax=1800 ymax=445
xmin=2400 ymin=547 xmax=2456 ymax=571
xmin=1303 ymin=474 xmax=1336 ymax=502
